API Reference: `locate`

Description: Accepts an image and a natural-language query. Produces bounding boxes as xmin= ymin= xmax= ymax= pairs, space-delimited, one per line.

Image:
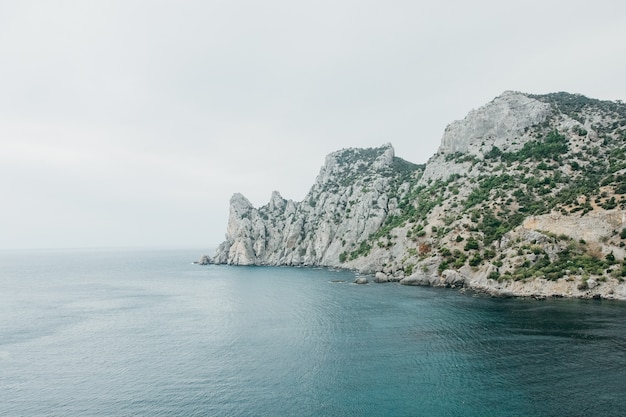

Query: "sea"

xmin=1 ymin=248 xmax=626 ymax=417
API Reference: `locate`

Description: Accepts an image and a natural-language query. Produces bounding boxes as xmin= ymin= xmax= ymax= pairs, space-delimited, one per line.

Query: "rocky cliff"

xmin=208 ymin=143 xmax=422 ymax=271
xmin=204 ymin=91 xmax=626 ymax=300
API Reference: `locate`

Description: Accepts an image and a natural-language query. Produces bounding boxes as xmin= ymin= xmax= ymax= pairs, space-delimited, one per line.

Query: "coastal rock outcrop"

xmin=439 ymin=91 xmax=551 ymax=155
xmin=420 ymin=91 xmax=551 ymax=183
xmin=206 ymin=91 xmax=626 ymax=300
xmin=210 ymin=143 xmax=422 ymax=271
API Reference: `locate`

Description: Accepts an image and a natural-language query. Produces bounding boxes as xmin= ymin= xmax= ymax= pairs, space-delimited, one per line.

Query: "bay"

xmin=1 ymin=248 xmax=626 ymax=417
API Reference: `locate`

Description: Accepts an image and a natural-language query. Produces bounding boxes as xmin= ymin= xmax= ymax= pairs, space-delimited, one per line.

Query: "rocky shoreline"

xmin=399 ymin=268 xmax=626 ymax=301
xmin=203 ymin=91 xmax=626 ymax=302
xmin=199 ymin=256 xmax=626 ymax=301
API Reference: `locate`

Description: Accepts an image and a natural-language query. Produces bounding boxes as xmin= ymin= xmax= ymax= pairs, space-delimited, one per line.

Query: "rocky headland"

xmin=202 ymin=91 xmax=626 ymax=300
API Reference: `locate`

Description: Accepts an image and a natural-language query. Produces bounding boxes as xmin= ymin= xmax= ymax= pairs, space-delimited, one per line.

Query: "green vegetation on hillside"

xmin=501 ymin=130 xmax=568 ymax=162
xmin=530 ymin=92 xmax=626 ymax=127
xmin=336 ymin=94 xmax=626 ymax=279
xmin=502 ymin=239 xmax=621 ymax=282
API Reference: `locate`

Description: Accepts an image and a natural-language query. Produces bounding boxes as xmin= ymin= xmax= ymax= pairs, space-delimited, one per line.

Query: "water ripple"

xmin=2 ymin=252 xmax=626 ymax=417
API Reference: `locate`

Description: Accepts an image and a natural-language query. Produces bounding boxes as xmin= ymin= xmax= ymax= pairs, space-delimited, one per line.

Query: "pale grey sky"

xmin=1 ymin=0 xmax=625 ymax=250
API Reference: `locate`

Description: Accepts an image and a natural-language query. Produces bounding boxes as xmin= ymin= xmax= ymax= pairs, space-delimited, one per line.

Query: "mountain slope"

xmin=208 ymin=143 xmax=422 ymax=270
xmin=204 ymin=91 xmax=626 ymax=299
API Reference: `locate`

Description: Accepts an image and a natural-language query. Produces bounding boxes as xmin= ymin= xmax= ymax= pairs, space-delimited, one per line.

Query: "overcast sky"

xmin=1 ymin=0 xmax=625 ymax=251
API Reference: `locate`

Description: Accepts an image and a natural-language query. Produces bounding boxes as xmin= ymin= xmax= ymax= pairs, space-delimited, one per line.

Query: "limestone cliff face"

xmin=420 ymin=91 xmax=551 ymax=183
xmin=440 ymin=91 xmax=551 ymax=155
xmin=206 ymin=91 xmax=626 ymax=300
xmin=210 ymin=144 xmax=421 ymax=270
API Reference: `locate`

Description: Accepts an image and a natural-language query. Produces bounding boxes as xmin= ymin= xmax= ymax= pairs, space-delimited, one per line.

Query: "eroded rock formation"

xmin=205 ymin=91 xmax=626 ymax=300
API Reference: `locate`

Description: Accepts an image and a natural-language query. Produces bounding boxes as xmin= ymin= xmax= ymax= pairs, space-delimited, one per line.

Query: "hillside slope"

xmin=204 ymin=91 xmax=626 ymax=299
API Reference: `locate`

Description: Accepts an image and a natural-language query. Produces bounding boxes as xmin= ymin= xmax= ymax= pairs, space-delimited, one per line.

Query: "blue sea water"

xmin=1 ymin=248 xmax=626 ymax=417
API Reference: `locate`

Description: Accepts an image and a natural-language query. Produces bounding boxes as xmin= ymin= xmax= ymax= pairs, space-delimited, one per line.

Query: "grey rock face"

xmin=374 ymin=272 xmax=389 ymax=283
xmin=209 ymin=143 xmax=419 ymax=270
xmin=421 ymin=91 xmax=550 ymax=183
xmin=441 ymin=270 xmax=467 ymax=287
xmin=399 ymin=274 xmax=431 ymax=286
xmin=439 ymin=91 xmax=550 ymax=155
xmin=204 ymin=90 xmax=626 ymax=301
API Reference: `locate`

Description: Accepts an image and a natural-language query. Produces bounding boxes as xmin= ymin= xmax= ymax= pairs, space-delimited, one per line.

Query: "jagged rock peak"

xmin=313 ymin=143 xmax=395 ymax=187
xmin=420 ymin=91 xmax=552 ymax=183
xmin=205 ymin=91 xmax=626 ymax=300
xmin=230 ymin=192 xmax=253 ymax=212
xmin=268 ymin=190 xmax=286 ymax=212
xmin=438 ymin=91 xmax=551 ymax=156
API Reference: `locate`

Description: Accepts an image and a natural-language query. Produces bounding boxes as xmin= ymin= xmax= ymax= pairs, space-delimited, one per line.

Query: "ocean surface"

xmin=2 ymin=248 xmax=626 ymax=417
